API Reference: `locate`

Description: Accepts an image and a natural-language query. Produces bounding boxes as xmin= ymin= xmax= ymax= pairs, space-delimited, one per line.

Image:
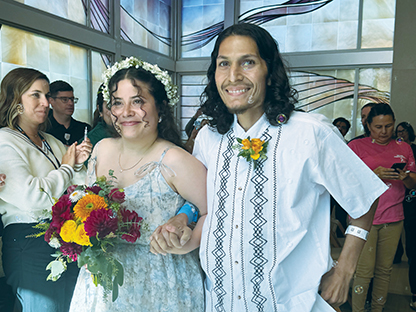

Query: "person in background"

xmin=150 ymin=23 xmax=387 ymax=311
xmin=349 ymin=102 xmax=377 ymax=142
xmin=81 ymin=84 xmax=115 ymax=148
xmin=396 ymin=121 xmax=416 ymax=310
xmin=349 ymin=104 xmax=416 ymax=312
xmin=47 ymin=80 xmax=91 ymax=146
xmin=333 ymin=117 xmax=351 ymax=138
xmin=0 ymin=68 xmax=92 ymax=311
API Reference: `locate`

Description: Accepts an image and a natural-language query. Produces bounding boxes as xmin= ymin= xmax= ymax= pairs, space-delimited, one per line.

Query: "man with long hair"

xmin=153 ymin=23 xmax=387 ymax=312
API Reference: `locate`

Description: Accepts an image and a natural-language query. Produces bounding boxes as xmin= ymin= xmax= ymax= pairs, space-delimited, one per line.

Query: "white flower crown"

xmin=102 ymin=56 xmax=179 ymax=107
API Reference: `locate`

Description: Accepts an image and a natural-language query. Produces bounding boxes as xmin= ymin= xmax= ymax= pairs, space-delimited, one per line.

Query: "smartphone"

xmin=391 ymin=162 xmax=406 ymax=173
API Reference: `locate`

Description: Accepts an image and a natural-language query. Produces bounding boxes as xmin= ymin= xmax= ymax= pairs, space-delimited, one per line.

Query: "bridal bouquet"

xmin=34 ymin=170 xmax=143 ymax=301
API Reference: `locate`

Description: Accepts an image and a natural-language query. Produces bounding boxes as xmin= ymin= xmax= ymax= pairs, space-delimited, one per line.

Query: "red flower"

xmin=108 ymin=188 xmax=125 ymax=204
xmin=44 ymin=226 xmax=57 ymax=243
xmin=66 ymin=185 xmax=78 ymax=194
xmin=120 ymin=209 xmax=142 ymax=243
xmin=60 ymin=242 xmax=82 ymax=261
xmin=51 ymin=196 xmax=72 ymax=232
xmin=85 ymin=185 xmax=102 ymax=195
xmin=84 ymin=208 xmax=118 ymax=239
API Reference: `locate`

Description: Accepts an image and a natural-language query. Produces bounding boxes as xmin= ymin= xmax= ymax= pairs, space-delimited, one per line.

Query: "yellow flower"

xmin=251 ymin=153 xmax=260 ymax=160
xmin=251 ymin=138 xmax=264 ymax=154
xmin=241 ymin=139 xmax=251 ymax=150
xmin=73 ymin=224 xmax=92 ymax=246
xmin=74 ymin=194 xmax=108 ymax=221
xmin=60 ymin=220 xmax=77 ymax=243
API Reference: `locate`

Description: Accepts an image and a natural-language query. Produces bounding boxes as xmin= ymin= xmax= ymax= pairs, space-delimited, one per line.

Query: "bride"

xmin=69 ymin=58 xmax=206 ymax=312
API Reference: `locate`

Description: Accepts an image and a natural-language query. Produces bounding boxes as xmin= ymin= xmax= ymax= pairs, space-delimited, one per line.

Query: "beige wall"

xmin=390 ymin=0 xmax=416 ymax=129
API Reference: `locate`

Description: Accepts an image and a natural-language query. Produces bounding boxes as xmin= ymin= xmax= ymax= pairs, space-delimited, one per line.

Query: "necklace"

xmin=118 ymin=153 xmax=144 ymax=173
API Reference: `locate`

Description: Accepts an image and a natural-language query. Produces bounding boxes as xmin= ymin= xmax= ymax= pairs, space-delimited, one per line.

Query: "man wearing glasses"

xmin=47 ymin=80 xmax=91 ymax=146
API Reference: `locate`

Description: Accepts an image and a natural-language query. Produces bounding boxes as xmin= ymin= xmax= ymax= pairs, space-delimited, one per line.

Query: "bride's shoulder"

xmin=93 ymin=138 xmax=120 ymax=157
xmin=161 ymin=143 xmax=204 ymax=171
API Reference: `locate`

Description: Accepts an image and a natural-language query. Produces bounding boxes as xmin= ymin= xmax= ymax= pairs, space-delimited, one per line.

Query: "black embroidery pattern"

xmin=267 ymin=125 xmax=282 ymax=311
xmin=212 ymin=129 xmax=234 ymax=312
xmin=249 ymin=128 xmax=271 ymax=311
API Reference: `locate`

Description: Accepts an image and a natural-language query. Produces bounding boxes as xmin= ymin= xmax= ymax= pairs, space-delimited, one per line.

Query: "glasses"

xmin=397 ymin=129 xmax=408 ymax=134
xmin=52 ymin=96 xmax=79 ymax=104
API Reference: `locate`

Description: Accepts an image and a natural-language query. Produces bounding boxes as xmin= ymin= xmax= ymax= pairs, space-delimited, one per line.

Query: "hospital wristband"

xmin=176 ymin=203 xmax=198 ymax=225
xmin=345 ymin=225 xmax=369 ymax=241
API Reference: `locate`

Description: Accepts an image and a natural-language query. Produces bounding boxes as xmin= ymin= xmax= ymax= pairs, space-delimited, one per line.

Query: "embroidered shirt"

xmin=193 ymin=112 xmax=387 ymax=312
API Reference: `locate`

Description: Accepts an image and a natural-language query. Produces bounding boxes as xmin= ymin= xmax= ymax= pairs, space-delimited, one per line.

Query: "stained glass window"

xmin=361 ymin=0 xmax=395 ymax=48
xmin=0 ymin=25 xmax=90 ymax=124
xmin=180 ymin=74 xmax=207 ymax=139
xmin=13 ymin=0 xmax=87 ymax=25
xmin=181 ymin=0 xmax=225 ymax=58
xmin=120 ymin=0 xmax=172 ymax=55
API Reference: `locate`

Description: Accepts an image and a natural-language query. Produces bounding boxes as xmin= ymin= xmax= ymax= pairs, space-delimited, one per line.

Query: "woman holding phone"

xmin=348 ymin=103 xmax=416 ymax=312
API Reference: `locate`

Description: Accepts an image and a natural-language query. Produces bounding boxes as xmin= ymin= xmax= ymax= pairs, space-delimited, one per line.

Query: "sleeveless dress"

xmin=69 ymin=149 xmax=205 ymax=312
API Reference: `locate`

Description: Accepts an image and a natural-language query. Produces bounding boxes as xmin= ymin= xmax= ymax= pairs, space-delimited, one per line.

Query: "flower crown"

xmin=102 ymin=56 xmax=179 ymax=107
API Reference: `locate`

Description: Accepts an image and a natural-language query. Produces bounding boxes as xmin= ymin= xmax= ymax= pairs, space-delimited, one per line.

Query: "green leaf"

xmin=115 ymin=260 xmax=124 ymax=287
xmin=236 ymin=138 xmax=243 ymax=143
xmin=112 ymin=279 xmax=119 ymax=302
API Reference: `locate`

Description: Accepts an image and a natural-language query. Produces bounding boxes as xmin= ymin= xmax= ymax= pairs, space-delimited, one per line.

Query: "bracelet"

xmin=345 ymin=225 xmax=369 ymax=241
xmin=176 ymin=203 xmax=198 ymax=225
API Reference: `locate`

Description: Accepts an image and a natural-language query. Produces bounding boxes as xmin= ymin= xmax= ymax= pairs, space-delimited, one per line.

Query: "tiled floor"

xmin=338 ymin=257 xmax=414 ymax=312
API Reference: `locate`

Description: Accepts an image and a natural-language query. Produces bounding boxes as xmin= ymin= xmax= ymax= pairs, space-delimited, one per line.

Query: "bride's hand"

xmin=149 ymin=214 xmax=192 ymax=255
xmin=0 ymin=173 xmax=6 ymax=188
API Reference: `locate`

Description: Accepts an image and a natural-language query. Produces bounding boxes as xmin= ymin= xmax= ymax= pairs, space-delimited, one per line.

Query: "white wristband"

xmin=345 ymin=225 xmax=369 ymax=241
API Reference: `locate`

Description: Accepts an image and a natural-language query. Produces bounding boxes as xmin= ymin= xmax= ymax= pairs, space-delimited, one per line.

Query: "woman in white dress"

xmin=69 ymin=58 xmax=207 ymax=312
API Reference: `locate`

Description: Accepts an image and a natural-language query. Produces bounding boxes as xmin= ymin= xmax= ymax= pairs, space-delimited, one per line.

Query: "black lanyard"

xmin=15 ymin=125 xmax=61 ymax=170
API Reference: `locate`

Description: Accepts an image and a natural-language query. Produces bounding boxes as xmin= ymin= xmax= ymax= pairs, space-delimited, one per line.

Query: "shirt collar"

xmin=232 ymin=113 xmax=270 ymax=138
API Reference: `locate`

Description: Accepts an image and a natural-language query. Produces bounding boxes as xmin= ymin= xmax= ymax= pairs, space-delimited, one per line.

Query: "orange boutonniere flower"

xmin=233 ymin=137 xmax=268 ymax=168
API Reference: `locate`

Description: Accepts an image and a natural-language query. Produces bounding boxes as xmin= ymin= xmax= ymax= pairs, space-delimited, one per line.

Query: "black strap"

xmin=15 ymin=125 xmax=61 ymax=170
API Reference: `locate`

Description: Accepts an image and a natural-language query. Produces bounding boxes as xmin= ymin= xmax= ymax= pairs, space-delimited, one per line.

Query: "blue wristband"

xmin=176 ymin=203 xmax=198 ymax=225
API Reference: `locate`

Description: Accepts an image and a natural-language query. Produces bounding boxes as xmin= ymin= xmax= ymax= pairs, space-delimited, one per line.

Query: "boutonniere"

xmin=233 ymin=137 xmax=268 ymax=168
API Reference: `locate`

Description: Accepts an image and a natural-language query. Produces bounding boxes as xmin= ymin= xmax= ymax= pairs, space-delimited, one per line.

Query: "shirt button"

xmin=238 ymin=295 xmax=241 ymax=300
xmin=235 ymin=261 xmax=238 ymax=265
xmin=238 ymin=187 xmax=242 ymax=191
xmin=235 ymin=225 xmax=239 ymax=229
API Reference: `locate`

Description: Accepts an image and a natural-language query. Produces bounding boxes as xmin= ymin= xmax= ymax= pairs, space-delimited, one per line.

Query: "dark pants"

xmin=2 ymin=223 xmax=79 ymax=312
xmin=404 ymin=196 xmax=416 ymax=294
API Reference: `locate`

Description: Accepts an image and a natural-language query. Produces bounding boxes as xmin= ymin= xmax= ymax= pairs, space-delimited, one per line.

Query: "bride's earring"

xmin=17 ymin=103 xmax=24 ymax=115
xmin=158 ymin=116 xmax=162 ymax=123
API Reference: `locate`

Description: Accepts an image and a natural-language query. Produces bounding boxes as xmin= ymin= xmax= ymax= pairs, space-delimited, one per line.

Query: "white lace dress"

xmin=69 ymin=149 xmax=205 ymax=312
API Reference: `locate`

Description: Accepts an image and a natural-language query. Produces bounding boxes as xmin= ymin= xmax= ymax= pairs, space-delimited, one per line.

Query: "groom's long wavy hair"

xmin=201 ymin=23 xmax=297 ymax=135
xmin=108 ymin=67 xmax=182 ymax=147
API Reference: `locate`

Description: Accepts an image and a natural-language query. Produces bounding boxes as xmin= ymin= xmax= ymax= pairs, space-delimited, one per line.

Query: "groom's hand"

xmin=149 ymin=214 xmax=192 ymax=255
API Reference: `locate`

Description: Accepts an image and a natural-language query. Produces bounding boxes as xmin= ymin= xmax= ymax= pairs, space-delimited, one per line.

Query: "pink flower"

xmin=84 ymin=208 xmax=118 ymax=239
xmin=66 ymin=185 xmax=78 ymax=194
xmin=120 ymin=209 xmax=142 ymax=243
xmin=108 ymin=188 xmax=125 ymax=204
xmin=60 ymin=242 xmax=82 ymax=261
xmin=85 ymin=185 xmax=102 ymax=195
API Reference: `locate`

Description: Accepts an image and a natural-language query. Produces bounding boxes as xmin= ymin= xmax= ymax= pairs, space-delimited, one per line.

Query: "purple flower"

xmin=84 ymin=208 xmax=118 ymax=239
xmin=60 ymin=242 xmax=82 ymax=261
xmin=120 ymin=209 xmax=142 ymax=243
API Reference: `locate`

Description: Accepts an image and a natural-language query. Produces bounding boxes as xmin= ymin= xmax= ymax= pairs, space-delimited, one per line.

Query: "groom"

xmin=151 ymin=23 xmax=387 ymax=311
